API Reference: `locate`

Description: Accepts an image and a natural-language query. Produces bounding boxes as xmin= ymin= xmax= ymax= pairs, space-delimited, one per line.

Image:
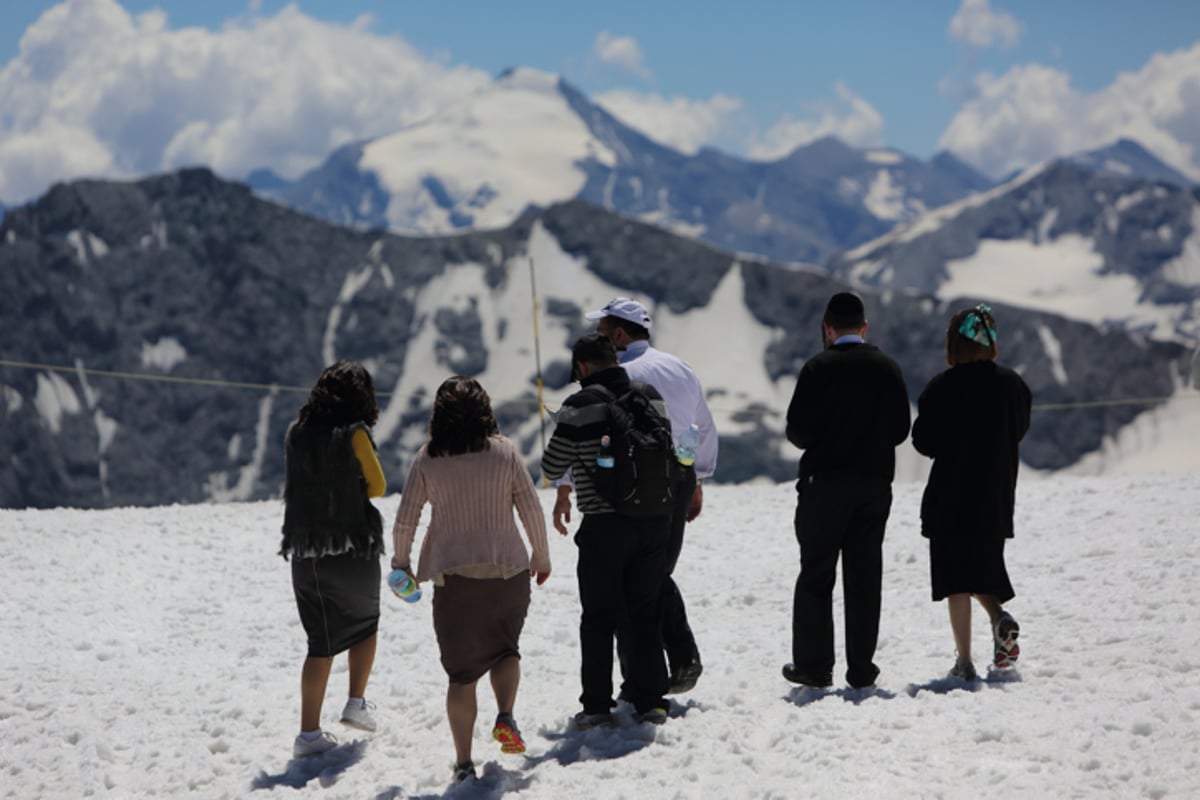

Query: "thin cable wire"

xmin=1 ymin=357 xmax=1195 ymax=412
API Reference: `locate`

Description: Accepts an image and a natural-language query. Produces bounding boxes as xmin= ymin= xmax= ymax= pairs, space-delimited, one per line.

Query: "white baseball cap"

xmin=585 ymin=297 xmax=652 ymax=331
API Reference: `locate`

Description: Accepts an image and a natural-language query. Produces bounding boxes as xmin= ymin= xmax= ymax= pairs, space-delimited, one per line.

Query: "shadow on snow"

xmin=249 ymin=738 xmax=368 ymax=791
xmin=905 ymin=667 xmax=1022 ymax=697
xmin=784 ymin=685 xmax=899 ymax=708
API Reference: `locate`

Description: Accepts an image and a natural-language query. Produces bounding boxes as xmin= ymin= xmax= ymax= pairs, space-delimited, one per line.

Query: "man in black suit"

xmin=783 ymin=292 xmax=911 ymax=689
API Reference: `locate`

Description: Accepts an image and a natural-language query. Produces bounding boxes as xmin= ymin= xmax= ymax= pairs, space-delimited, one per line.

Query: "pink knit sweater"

xmin=391 ymin=435 xmax=551 ymax=582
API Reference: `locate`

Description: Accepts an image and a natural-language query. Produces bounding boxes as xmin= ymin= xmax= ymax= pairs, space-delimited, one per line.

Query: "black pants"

xmin=576 ymin=512 xmax=670 ymax=714
xmin=792 ymin=474 xmax=892 ymax=688
xmin=617 ymin=466 xmax=700 ymax=675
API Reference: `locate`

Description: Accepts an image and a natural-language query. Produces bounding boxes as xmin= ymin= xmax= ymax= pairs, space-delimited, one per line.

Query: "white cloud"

xmin=0 ymin=0 xmax=490 ymax=202
xmin=591 ymin=31 xmax=651 ymax=79
xmin=593 ymin=89 xmax=742 ymax=155
xmin=746 ymin=82 xmax=885 ymax=160
xmin=939 ymin=43 xmax=1200 ymax=180
xmin=948 ymin=0 xmax=1022 ymax=50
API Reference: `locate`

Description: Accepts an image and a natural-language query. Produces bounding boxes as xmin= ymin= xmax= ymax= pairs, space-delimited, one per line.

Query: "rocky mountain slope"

xmin=0 ymin=170 xmax=1190 ymax=508
xmin=830 ymin=160 xmax=1200 ymax=344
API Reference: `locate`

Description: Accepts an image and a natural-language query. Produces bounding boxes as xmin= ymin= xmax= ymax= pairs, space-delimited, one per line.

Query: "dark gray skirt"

xmin=929 ymin=536 xmax=1015 ymax=602
xmin=292 ymin=552 xmax=381 ymax=657
xmin=432 ymin=573 xmax=531 ymax=684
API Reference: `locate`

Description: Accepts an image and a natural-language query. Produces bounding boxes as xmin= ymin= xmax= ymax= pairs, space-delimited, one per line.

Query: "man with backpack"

xmin=575 ymin=297 xmax=717 ymax=695
xmin=542 ymin=332 xmax=672 ymax=727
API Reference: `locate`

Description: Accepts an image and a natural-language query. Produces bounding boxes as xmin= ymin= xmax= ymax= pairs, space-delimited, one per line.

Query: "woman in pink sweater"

xmin=391 ymin=376 xmax=552 ymax=783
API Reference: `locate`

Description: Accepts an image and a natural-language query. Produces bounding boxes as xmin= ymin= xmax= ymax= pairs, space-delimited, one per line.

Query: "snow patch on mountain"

xmin=1058 ymin=388 xmax=1200 ymax=476
xmin=1162 ymin=208 xmax=1200 ymax=286
xmin=863 ymin=170 xmax=915 ymax=221
xmin=205 ymin=391 xmax=277 ymax=503
xmin=141 ymin=337 xmax=188 ymax=371
xmin=371 ymin=222 xmax=621 ymax=457
xmin=846 ymin=164 xmax=1048 ymax=262
xmin=358 ymin=68 xmax=616 ymax=232
xmin=864 ymin=149 xmax=904 ymax=165
xmin=34 ymin=372 xmax=81 ymax=434
xmin=653 ymin=263 xmax=792 ymax=437
xmin=938 ymin=235 xmax=1186 ymax=338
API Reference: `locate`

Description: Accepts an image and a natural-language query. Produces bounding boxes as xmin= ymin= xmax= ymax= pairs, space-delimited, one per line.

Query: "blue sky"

xmin=2 ymin=0 xmax=1199 ymax=202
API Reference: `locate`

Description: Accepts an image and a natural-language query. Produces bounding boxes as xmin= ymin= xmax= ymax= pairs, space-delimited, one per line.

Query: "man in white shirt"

xmin=554 ymin=297 xmax=718 ymax=693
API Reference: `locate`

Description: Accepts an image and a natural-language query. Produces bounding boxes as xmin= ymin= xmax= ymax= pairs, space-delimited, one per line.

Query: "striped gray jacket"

xmin=540 ymin=367 xmax=670 ymax=515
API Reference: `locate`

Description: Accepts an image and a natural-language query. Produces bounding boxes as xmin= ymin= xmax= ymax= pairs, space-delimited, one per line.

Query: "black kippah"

xmin=824 ymin=292 xmax=865 ymax=328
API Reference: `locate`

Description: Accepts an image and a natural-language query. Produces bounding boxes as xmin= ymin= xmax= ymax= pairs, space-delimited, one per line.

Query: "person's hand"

xmin=686 ymin=482 xmax=704 ymax=522
xmin=553 ymin=486 xmax=573 ymax=535
xmin=390 ymin=555 xmax=410 ymax=572
xmin=531 ymin=567 xmax=551 ymax=586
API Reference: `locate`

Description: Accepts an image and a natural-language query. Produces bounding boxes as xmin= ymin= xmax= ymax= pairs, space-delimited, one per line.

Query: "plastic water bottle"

xmin=596 ymin=434 xmax=615 ymax=469
xmin=675 ymin=423 xmax=700 ymax=467
xmin=387 ymin=569 xmax=422 ymax=603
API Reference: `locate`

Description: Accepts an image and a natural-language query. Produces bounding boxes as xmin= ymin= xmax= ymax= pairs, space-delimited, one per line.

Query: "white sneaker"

xmin=293 ymin=730 xmax=338 ymax=757
xmin=340 ymin=698 xmax=377 ymax=731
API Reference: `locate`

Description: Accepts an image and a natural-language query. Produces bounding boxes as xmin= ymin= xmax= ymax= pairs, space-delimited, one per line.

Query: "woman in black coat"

xmin=280 ymin=359 xmax=387 ymax=757
xmin=912 ymin=305 xmax=1031 ymax=681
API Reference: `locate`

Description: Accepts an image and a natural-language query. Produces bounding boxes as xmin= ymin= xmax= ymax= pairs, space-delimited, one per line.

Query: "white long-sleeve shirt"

xmin=619 ymin=340 xmax=718 ymax=480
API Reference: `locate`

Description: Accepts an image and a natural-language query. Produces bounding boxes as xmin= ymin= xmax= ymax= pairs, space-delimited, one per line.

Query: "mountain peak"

xmin=492 ymin=66 xmax=561 ymax=93
xmin=1066 ymin=137 xmax=1193 ymax=187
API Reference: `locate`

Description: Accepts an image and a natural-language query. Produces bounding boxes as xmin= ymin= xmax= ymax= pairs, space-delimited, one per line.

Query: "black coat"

xmin=786 ymin=341 xmax=911 ymax=483
xmin=912 ymin=361 xmax=1032 ymax=540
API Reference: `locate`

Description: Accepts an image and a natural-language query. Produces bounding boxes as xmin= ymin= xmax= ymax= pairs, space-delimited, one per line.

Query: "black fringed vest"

xmin=280 ymin=420 xmax=384 ymax=559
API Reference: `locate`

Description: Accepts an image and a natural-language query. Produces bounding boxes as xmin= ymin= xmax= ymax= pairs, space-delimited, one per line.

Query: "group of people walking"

xmin=276 ymin=291 xmax=1030 ymax=783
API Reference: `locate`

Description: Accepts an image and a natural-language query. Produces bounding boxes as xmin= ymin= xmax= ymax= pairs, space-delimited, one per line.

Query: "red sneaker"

xmin=492 ymin=714 xmax=526 ymax=754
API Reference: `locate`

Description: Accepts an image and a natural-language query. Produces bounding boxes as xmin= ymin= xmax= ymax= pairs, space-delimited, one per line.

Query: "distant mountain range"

xmin=1 ymin=169 xmax=1191 ymax=509
xmin=831 ymin=160 xmax=1200 ymax=344
xmin=255 ymin=68 xmax=995 ymax=265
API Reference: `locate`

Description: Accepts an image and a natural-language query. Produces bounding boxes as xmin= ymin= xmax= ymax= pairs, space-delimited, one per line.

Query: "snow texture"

xmin=2 ymin=473 xmax=1198 ymax=798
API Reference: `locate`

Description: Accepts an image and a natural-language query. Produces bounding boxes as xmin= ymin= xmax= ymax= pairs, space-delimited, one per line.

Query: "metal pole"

xmin=529 ymin=257 xmax=548 ymax=485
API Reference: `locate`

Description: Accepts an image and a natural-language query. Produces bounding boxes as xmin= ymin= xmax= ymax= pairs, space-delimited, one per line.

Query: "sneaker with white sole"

xmin=293 ymin=730 xmax=338 ymax=758
xmin=993 ymin=611 xmax=1020 ymax=669
xmin=340 ymin=698 xmax=377 ymax=731
xmin=453 ymin=761 xmax=476 ymax=783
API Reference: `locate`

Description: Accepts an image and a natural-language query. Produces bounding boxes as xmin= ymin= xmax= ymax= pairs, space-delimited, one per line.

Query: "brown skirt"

xmin=292 ymin=552 xmax=381 ymax=657
xmin=432 ymin=573 xmax=531 ymax=684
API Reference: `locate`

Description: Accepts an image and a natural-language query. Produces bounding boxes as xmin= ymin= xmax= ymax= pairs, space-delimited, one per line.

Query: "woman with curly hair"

xmin=912 ymin=305 xmax=1031 ymax=681
xmin=280 ymin=359 xmax=387 ymax=757
xmin=391 ymin=376 xmax=551 ymax=783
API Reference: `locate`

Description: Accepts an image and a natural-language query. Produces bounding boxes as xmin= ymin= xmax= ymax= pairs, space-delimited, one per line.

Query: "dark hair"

xmin=297 ymin=359 xmax=379 ymax=428
xmin=823 ymin=292 xmax=866 ymax=331
xmin=946 ymin=307 xmax=999 ymax=365
xmin=571 ymin=332 xmax=618 ymax=381
xmin=428 ymin=376 xmax=499 ymax=457
xmin=605 ymin=316 xmax=650 ymax=341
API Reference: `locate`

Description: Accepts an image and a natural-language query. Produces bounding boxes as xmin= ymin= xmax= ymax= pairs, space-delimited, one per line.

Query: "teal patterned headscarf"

xmin=957 ymin=303 xmax=997 ymax=347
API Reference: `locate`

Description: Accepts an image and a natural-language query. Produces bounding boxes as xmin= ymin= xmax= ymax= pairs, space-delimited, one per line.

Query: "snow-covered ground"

xmin=3 ymin=473 xmax=1199 ymax=799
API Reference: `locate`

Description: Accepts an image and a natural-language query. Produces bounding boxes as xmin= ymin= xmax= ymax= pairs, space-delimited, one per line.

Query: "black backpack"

xmin=587 ymin=382 xmax=678 ymax=518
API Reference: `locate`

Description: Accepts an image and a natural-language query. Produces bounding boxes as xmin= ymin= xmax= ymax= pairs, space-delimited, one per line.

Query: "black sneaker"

xmin=572 ymin=711 xmax=616 ymax=730
xmin=781 ymin=663 xmax=833 ymax=688
xmin=949 ymin=660 xmax=978 ymax=681
xmin=452 ymin=761 xmax=476 ymax=783
xmin=667 ymin=660 xmax=703 ymax=694
xmin=634 ymin=707 xmax=668 ymax=725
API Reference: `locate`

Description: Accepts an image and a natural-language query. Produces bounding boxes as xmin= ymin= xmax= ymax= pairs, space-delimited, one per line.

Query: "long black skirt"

xmin=929 ymin=536 xmax=1015 ymax=603
xmin=292 ymin=552 xmax=381 ymax=657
